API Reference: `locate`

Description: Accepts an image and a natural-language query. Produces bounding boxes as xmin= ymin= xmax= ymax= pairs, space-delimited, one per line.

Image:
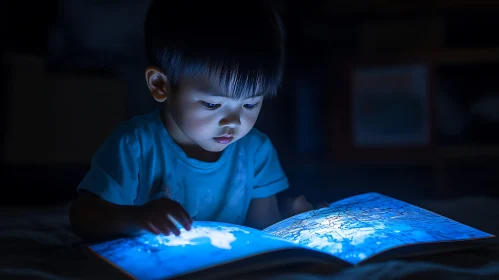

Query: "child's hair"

xmin=144 ymin=0 xmax=285 ymax=100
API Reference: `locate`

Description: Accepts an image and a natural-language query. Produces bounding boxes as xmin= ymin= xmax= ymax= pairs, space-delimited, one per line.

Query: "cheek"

xmin=242 ymin=109 xmax=261 ymax=129
xmin=180 ymin=107 xmax=216 ymax=133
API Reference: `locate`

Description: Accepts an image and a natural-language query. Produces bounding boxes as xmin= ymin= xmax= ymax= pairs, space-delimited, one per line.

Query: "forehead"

xmin=176 ymin=74 xmax=263 ymax=100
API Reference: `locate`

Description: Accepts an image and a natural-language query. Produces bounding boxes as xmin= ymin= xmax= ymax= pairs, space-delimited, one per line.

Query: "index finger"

xmin=168 ymin=211 xmax=193 ymax=231
xmin=174 ymin=203 xmax=194 ymax=229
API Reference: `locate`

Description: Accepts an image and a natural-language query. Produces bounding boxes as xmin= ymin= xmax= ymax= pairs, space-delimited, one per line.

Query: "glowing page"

xmin=88 ymin=223 xmax=302 ymax=280
xmin=263 ymin=192 xmax=494 ymax=264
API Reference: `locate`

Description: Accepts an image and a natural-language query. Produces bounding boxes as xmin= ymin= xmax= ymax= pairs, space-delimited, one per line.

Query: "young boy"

xmin=69 ymin=0 xmax=316 ymax=241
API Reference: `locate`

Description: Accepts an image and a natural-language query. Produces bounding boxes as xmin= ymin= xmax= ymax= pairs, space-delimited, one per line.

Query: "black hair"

xmin=144 ymin=0 xmax=285 ymax=99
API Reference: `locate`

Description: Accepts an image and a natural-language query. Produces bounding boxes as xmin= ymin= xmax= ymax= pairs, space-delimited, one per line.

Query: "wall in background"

xmin=2 ymin=1 xmax=499 ymax=205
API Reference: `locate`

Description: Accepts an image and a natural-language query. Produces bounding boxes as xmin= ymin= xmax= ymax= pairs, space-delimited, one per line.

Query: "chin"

xmin=201 ymin=141 xmax=234 ymax=153
xmin=203 ymin=145 xmax=227 ymax=153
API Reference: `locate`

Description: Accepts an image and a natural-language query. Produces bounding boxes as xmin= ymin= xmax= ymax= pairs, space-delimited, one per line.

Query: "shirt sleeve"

xmin=77 ymin=128 xmax=141 ymax=205
xmin=252 ymin=137 xmax=289 ymax=198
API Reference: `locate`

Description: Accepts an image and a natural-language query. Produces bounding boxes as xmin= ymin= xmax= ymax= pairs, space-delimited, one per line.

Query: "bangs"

xmin=155 ymin=32 xmax=284 ymax=100
xmin=176 ymin=59 xmax=283 ymax=100
xmin=147 ymin=0 xmax=285 ymax=100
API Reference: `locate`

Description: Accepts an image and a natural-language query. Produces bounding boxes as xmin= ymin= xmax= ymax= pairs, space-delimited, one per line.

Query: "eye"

xmin=243 ymin=102 xmax=260 ymax=110
xmin=201 ymin=101 xmax=220 ymax=110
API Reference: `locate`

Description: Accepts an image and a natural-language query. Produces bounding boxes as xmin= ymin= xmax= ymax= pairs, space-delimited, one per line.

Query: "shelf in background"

xmin=354 ymin=48 xmax=499 ymax=66
xmin=438 ymin=145 xmax=499 ymax=161
xmin=434 ymin=48 xmax=499 ymax=64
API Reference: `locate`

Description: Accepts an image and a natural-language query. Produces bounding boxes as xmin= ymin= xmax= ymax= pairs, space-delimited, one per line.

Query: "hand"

xmin=134 ymin=198 xmax=193 ymax=236
xmin=282 ymin=195 xmax=314 ymax=218
xmin=314 ymin=200 xmax=329 ymax=210
xmin=281 ymin=195 xmax=330 ymax=218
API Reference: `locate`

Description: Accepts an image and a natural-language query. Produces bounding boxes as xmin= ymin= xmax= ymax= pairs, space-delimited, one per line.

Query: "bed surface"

xmin=2 ymin=196 xmax=499 ymax=280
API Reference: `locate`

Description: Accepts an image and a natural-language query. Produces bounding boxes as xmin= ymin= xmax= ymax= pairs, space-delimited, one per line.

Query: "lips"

xmin=213 ymin=136 xmax=234 ymax=144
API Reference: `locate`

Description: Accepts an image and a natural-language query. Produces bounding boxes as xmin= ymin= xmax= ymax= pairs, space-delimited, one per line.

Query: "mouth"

xmin=213 ymin=136 xmax=234 ymax=144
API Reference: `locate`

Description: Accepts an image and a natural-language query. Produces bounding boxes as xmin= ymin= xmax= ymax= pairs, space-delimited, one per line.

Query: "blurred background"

xmin=1 ymin=1 xmax=499 ymax=206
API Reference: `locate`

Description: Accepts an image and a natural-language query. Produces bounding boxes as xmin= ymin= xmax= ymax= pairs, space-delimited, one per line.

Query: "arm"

xmin=244 ymin=195 xmax=283 ymax=230
xmin=69 ymin=190 xmax=143 ymax=241
xmin=244 ymin=194 xmax=317 ymax=230
xmin=247 ymin=133 xmax=318 ymax=229
xmin=70 ymin=191 xmax=193 ymax=242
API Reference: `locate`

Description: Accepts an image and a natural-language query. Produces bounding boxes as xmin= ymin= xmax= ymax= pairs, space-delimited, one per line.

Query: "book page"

xmin=263 ymin=192 xmax=494 ymax=265
xmin=88 ymin=222 xmax=302 ymax=280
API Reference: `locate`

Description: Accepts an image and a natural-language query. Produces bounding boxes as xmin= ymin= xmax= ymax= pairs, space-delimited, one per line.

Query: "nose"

xmin=219 ymin=112 xmax=241 ymax=128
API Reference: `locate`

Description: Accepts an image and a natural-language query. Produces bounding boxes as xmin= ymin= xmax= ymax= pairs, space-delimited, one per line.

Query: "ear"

xmin=145 ymin=66 xmax=171 ymax=102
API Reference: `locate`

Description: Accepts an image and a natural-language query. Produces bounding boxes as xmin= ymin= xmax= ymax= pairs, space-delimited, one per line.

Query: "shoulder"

xmin=102 ymin=111 xmax=161 ymax=150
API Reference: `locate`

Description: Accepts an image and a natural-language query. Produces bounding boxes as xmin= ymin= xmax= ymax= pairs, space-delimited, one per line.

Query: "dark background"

xmin=2 ymin=1 xmax=499 ymax=206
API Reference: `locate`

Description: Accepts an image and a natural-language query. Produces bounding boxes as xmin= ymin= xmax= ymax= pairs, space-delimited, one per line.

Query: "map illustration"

xmin=89 ymin=223 xmax=297 ymax=280
xmin=263 ymin=192 xmax=493 ymax=264
xmin=89 ymin=192 xmax=493 ymax=279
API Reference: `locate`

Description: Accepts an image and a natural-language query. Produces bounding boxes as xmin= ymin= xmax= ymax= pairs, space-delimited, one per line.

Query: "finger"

xmin=146 ymin=221 xmax=163 ymax=235
xmin=294 ymin=195 xmax=311 ymax=206
xmin=171 ymin=216 xmax=191 ymax=231
xmin=171 ymin=205 xmax=194 ymax=230
xmin=293 ymin=196 xmax=313 ymax=212
xmin=165 ymin=215 xmax=181 ymax=236
xmin=175 ymin=212 xmax=193 ymax=231
xmin=155 ymin=219 xmax=175 ymax=236
xmin=175 ymin=203 xmax=194 ymax=223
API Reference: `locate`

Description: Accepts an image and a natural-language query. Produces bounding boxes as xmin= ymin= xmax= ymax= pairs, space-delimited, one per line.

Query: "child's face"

xmin=166 ymin=76 xmax=263 ymax=153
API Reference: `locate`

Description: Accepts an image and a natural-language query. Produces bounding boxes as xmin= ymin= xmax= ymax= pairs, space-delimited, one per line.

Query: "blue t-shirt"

xmin=77 ymin=110 xmax=289 ymax=225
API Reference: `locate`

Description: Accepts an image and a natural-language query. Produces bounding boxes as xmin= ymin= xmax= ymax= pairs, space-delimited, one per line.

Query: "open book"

xmin=86 ymin=192 xmax=495 ymax=280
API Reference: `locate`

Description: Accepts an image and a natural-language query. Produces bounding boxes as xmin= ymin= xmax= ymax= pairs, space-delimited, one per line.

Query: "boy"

xmin=69 ymin=0 xmax=316 ymax=241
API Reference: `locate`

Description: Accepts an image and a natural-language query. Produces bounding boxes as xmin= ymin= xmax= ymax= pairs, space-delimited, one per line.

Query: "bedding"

xmin=1 ymin=196 xmax=498 ymax=280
